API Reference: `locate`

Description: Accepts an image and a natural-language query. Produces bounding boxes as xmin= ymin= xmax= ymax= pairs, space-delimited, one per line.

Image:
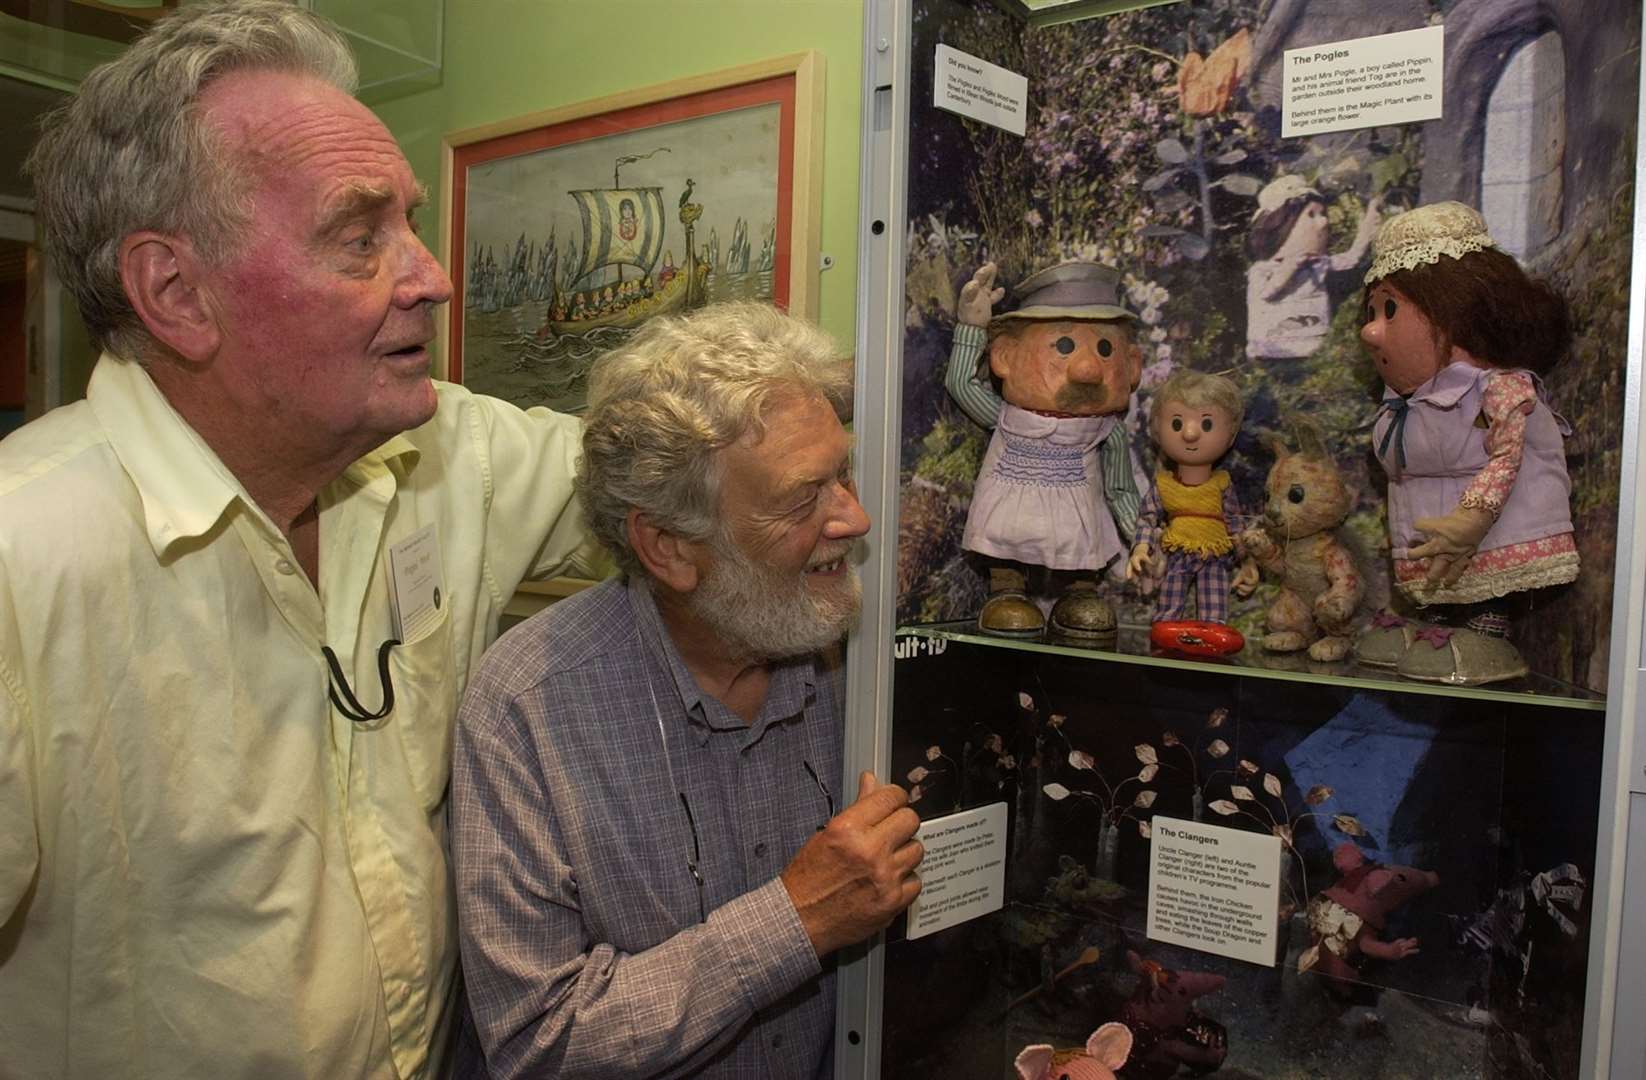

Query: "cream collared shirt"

xmin=0 ymin=356 xmax=591 ymax=1078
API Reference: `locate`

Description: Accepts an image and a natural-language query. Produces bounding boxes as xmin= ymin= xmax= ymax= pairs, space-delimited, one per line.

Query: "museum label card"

xmin=904 ymin=801 xmax=1007 ymax=940
xmin=934 ymin=45 xmax=1028 ymax=137
xmin=387 ymin=524 xmax=444 ymax=642
xmin=1282 ymin=25 xmax=1444 ymax=138
xmin=1146 ymin=815 xmax=1281 ymax=966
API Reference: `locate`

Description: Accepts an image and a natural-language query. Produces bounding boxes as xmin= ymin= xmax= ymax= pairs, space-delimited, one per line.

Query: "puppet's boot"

xmin=978 ymin=566 xmax=1044 ymax=639
xmin=1353 ymin=611 xmax=1417 ymax=668
xmin=1048 ymin=580 xmax=1116 ymax=647
xmin=1397 ymin=627 xmax=1527 ymax=686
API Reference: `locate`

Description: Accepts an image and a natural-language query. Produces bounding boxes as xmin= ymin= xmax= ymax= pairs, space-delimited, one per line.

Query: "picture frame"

xmin=439 ymin=51 xmax=825 ymax=411
xmin=439 ymin=53 xmax=823 ymax=601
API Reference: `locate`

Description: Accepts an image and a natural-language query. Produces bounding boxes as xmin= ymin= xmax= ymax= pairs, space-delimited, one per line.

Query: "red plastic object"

xmin=1150 ymin=620 xmax=1245 ymax=657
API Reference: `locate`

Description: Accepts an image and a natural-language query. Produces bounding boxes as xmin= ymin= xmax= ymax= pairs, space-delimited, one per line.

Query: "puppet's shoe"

xmin=1396 ymin=627 xmax=1528 ymax=686
xmin=1353 ymin=613 xmax=1416 ymax=668
xmin=977 ymin=591 xmax=1044 ymax=639
xmin=1047 ymin=582 xmax=1116 ymax=646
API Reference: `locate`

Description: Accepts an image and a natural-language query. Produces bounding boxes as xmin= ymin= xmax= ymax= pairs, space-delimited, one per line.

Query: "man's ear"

xmin=627 ymin=509 xmax=705 ymax=594
xmin=119 ymin=231 xmax=219 ymax=363
xmin=987 ymin=333 xmax=1017 ymax=380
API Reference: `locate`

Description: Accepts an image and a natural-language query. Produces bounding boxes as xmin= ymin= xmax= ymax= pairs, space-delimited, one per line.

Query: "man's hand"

xmin=780 ymin=771 xmax=923 ymax=958
xmin=957 ymin=262 xmax=1005 ymax=327
xmin=1411 ymin=505 xmax=1495 ymax=586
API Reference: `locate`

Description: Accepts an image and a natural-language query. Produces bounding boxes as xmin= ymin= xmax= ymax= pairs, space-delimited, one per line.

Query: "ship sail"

xmin=565 ymin=186 xmax=666 ymax=286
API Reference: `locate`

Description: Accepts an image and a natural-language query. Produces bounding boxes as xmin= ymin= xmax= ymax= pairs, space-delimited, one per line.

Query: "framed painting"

xmin=439 ymin=52 xmax=824 ymax=415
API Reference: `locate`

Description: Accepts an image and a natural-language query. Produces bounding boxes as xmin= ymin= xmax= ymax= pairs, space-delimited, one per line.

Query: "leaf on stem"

xmin=1333 ymin=814 xmax=1367 ymax=836
xmin=1155 ymin=137 xmax=1189 ymax=165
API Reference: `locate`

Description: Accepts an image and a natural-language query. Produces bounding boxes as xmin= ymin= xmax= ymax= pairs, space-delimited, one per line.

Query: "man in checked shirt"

xmin=453 ymin=302 xmax=923 ymax=1079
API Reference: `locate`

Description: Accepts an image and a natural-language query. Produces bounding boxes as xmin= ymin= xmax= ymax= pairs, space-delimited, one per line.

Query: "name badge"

xmin=387 ymin=523 xmax=444 ymax=641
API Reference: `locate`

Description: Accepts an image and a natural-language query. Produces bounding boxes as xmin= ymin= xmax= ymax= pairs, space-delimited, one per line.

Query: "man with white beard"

xmin=452 ymin=302 xmax=923 ymax=1080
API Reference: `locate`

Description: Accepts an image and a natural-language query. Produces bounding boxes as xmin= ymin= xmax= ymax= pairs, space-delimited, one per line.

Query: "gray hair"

xmin=577 ymin=301 xmax=852 ymax=577
xmin=24 ymin=0 xmax=358 ymax=360
xmin=1150 ymin=369 xmax=1245 ymax=436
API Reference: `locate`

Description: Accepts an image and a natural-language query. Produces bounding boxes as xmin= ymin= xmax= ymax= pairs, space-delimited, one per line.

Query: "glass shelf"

xmin=898 ymin=622 xmax=1607 ymax=711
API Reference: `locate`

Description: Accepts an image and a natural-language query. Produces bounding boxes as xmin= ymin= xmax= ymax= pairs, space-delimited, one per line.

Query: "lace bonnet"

xmin=1365 ymin=200 xmax=1498 ymax=285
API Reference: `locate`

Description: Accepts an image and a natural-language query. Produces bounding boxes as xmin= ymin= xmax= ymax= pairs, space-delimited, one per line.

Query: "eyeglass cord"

xmin=321 ymin=639 xmax=401 ymax=723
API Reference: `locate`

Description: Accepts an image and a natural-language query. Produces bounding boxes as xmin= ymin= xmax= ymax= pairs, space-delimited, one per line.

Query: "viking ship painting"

xmin=456 ymin=98 xmax=784 ymax=414
xmin=539 ymin=163 xmax=707 ymax=336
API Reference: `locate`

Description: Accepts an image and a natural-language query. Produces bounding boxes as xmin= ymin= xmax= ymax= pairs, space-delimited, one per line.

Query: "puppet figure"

xmin=1013 ymin=1022 xmax=1133 ymax=1080
xmin=1239 ymin=418 xmax=1364 ymax=661
xmin=1127 ymin=370 xmax=1259 ymax=627
xmin=948 ymin=261 xmax=1144 ymax=641
xmin=1246 ymin=176 xmax=1381 ymax=361
xmin=1353 ymin=202 xmax=1577 ymax=685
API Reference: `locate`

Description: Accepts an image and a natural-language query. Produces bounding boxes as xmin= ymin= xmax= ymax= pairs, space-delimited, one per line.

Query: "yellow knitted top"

xmin=1158 ymin=468 xmax=1233 ymax=556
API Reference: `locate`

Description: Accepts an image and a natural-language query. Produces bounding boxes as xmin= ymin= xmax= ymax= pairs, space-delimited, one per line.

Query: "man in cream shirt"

xmin=0 ymin=2 xmax=590 ymax=1075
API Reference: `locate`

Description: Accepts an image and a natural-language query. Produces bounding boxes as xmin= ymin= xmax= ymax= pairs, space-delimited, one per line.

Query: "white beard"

xmin=687 ymin=533 xmax=862 ymax=662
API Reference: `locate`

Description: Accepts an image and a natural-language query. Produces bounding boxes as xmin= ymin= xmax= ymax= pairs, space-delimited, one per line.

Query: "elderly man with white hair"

xmin=0 ymin=3 xmax=591 ymax=1075
xmin=453 ymin=302 xmax=924 ymax=1080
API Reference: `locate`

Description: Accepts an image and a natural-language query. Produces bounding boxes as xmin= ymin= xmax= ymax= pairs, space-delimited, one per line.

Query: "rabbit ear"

xmin=1290 ymin=414 xmax=1330 ymax=459
xmin=1259 ymin=429 xmax=1290 ymax=460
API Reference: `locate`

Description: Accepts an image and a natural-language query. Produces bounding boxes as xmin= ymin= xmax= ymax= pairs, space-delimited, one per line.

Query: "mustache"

xmin=1055 ymin=383 xmax=1110 ymax=412
xmin=807 ymin=543 xmax=856 ymax=569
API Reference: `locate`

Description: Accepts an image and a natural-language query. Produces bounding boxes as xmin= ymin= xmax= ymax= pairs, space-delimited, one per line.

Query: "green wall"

xmin=374 ymin=0 xmax=866 ymax=353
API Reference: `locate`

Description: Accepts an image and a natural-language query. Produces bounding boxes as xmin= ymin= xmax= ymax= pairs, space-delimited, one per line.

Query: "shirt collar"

xmin=1392 ymin=361 xmax=1486 ymax=409
xmin=626 ymin=575 xmax=819 ymax=748
xmin=88 ymin=353 xmax=422 ymax=557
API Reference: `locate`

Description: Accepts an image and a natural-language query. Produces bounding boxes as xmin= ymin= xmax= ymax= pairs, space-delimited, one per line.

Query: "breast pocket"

xmin=388 ymin=605 xmax=458 ymax=813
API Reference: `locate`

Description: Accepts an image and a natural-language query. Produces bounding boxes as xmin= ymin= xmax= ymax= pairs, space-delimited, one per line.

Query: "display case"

xmin=838 ymin=0 xmax=1646 ymax=1076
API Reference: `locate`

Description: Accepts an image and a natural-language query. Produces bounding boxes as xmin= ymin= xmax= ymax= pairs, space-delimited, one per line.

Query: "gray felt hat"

xmin=992 ymin=260 xmax=1135 ymax=325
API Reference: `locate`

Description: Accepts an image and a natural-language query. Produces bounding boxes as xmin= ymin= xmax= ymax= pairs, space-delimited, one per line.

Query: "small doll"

xmin=1246 ymin=175 xmax=1381 ymax=361
xmin=1126 ymin=370 xmax=1259 ymax=625
xmin=947 ymin=261 xmax=1144 ymax=641
xmin=1353 ymin=201 xmax=1577 ymax=685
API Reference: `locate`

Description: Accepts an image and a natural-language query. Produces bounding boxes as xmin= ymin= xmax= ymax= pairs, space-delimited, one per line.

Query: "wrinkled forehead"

xmin=198 ymin=68 xmax=404 ymax=178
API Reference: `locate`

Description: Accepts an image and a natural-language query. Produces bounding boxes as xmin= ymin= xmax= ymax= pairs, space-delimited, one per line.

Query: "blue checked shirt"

xmin=453 ymin=576 xmax=842 ymax=1079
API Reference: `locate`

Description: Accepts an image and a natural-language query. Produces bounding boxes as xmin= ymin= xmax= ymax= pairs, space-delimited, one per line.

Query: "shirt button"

xmin=754 ymin=841 xmax=768 ymax=857
xmin=771 ymin=1034 xmax=783 ymax=1049
xmin=275 ymin=559 xmax=296 ymax=575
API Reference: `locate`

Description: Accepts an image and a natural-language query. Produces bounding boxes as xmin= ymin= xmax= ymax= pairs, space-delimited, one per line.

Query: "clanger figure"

xmin=947 ymin=261 xmax=1144 ymax=642
xmin=1126 ymin=370 xmax=1260 ymax=627
xmin=1353 ymin=202 xmax=1578 ymax=685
